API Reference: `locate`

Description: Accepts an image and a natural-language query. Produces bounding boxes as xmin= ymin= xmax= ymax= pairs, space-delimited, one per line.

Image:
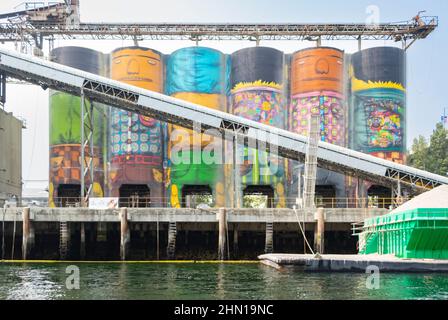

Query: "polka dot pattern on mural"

xmin=291 ymin=94 xmax=345 ymax=146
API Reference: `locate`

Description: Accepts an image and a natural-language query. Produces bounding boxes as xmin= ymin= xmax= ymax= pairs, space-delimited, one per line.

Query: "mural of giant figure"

xmin=230 ymin=47 xmax=287 ymax=208
xmin=109 ymin=47 xmax=166 ymax=207
xmin=350 ymin=47 xmax=406 ymax=203
xmin=289 ymin=47 xmax=347 ymax=204
xmin=165 ymin=47 xmax=228 ymax=208
xmin=351 ymin=47 xmax=406 ymax=163
xmin=49 ymin=46 xmax=107 ymax=207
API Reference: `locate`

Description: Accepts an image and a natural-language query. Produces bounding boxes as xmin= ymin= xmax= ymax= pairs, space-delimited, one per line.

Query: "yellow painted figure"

xmin=109 ymin=47 xmax=166 ymax=207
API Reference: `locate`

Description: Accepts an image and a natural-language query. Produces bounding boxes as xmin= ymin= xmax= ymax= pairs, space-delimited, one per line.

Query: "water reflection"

xmin=5 ymin=265 xmax=64 ymax=300
xmin=216 ymin=264 xmax=225 ymax=300
xmin=0 ymin=263 xmax=447 ymax=300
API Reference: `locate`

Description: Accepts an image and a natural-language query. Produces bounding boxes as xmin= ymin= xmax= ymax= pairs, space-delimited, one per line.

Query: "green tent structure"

xmin=357 ymin=185 xmax=448 ymax=259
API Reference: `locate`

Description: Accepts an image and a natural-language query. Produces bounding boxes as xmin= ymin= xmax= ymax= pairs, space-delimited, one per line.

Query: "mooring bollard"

xmin=314 ymin=207 xmax=325 ymax=254
xmin=233 ymin=225 xmax=239 ymax=259
xmin=120 ymin=208 xmax=130 ymax=261
xmin=22 ymin=207 xmax=34 ymax=260
xmin=80 ymin=222 xmax=86 ymax=260
xmin=217 ymin=208 xmax=227 ymax=260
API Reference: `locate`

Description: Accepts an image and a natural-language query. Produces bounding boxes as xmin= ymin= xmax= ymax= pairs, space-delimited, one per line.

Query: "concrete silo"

xmin=289 ymin=47 xmax=347 ymax=205
xmin=48 ymin=46 xmax=107 ymax=207
xmin=350 ymin=47 xmax=406 ymax=201
xmin=230 ymin=47 xmax=287 ymax=208
xmin=109 ymin=47 xmax=166 ymax=207
xmin=165 ymin=47 xmax=228 ymax=208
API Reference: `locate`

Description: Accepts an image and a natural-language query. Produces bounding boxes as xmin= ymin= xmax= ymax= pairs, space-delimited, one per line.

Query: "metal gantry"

xmin=0 ymin=18 xmax=438 ymax=43
xmin=0 ymin=1 xmax=439 ymax=51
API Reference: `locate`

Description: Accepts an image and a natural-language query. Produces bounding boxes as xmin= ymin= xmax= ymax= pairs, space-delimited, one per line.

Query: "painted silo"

xmin=49 ymin=47 xmax=107 ymax=207
xmin=166 ymin=47 xmax=228 ymax=208
xmin=230 ymin=47 xmax=286 ymax=208
xmin=290 ymin=47 xmax=345 ymax=145
xmin=109 ymin=47 xmax=165 ymax=207
xmin=351 ymin=47 xmax=406 ymax=164
xmin=289 ymin=47 xmax=346 ymax=203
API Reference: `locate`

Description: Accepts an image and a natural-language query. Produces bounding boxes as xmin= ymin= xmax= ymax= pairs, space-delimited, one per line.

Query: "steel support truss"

xmin=0 ymin=16 xmax=439 ymax=49
xmin=80 ymin=87 xmax=94 ymax=206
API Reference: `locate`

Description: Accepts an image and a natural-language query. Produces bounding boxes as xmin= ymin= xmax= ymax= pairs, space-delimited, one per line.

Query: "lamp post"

xmin=442 ymin=108 xmax=447 ymax=129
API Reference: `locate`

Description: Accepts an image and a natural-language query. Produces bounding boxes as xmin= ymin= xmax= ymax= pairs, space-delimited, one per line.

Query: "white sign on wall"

xmin=89 ymin=197 xmax=119 ymax=209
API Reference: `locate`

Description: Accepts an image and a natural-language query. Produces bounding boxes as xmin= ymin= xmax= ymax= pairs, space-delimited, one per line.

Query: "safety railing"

xmin=351 ymin=222 xmax=366 ymax=236
xmin=48 ymin=196 xmax=401 ymax=209
xmin=52 ymin=197 xmax=82 ymax=208
xmin=284 ymin=197 xmax=396 ymax=209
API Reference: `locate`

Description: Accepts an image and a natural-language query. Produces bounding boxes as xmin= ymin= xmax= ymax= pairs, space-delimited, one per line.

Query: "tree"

xmin=408 ymin=135 xmax=429 ymax=170
xmin=243 ymin=195 xmax=268 ymax=208
xmin=408 ymin=123 xmax=448 ymax=176
xmin=427 ymin=123 xmax=448 ymax=176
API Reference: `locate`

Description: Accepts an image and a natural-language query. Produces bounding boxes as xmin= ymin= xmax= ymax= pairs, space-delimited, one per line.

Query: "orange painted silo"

xmin=111 ymin=47 xmax=163 ymax=91
xmin=289 ymin=47 xmax=346 ymax=203
xmin=291 ymin=47 xmax=344 ymax=95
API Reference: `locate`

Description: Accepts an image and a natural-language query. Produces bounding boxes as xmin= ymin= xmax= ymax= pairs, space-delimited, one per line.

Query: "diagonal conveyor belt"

xmin=0 ymin=47 xmax=447 ymax=192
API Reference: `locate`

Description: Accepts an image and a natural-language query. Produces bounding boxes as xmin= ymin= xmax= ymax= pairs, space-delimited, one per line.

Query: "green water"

xmin=0 ymin=263 xmax=447 ymax=300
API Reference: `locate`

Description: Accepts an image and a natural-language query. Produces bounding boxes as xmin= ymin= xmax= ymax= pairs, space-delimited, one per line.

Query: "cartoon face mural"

xmin=109 ymin=47 xmax=166 ymax=206
xmin=291 ymin=47 xmax=344 ymax=95
xmin=351 ymin=47 xmax=406 ymax=164
xmin=287 ymin=47 xmax=347 ymax=202
xmin=111 ymin=47 xmax=163 ymax=92
xmin=110 ymin=47 xmax=164 ymax=163
xmin=231 ymin=87 xmax=285 ymax=186
xmin=290 ymin=48 xmax=345 ymax=146
xmin=165 ymin=47 xmax=228 ymax=208
xmin=352 ymin=88 xmax=405 ymax=161
xmin=230 ymin=47 xmax=287 ymax=208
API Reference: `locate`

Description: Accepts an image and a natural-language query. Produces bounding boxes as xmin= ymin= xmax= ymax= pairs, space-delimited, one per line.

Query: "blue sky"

xmin=0 ymin=0 xmax=446 ymax=187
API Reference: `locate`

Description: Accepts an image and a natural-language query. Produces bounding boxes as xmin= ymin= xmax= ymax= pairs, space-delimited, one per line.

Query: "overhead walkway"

xmin=0 ymin=47 xmax=447 ymax=192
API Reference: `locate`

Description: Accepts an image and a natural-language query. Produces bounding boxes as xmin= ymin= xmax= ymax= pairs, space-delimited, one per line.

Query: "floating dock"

xmin=258 ymin=253 xmax=448 ymax=272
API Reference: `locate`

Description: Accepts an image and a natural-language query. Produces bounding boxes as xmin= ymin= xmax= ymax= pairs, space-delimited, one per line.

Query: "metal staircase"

xmin=265 ymin=211 xmax=274 ymax=254
xmin=59 ymin=221 xmax=69 ymax=260
xmin=167 ymin=222 xmax=177 ymax=259
xmin=303 ymin=113 xmax=320 ymax=210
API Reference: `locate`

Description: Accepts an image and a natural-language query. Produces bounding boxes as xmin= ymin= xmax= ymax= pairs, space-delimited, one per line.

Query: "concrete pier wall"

xmin=0 ymin=207 xmax=388 ymax=260
xmin=2 ymin=207 xmax=387 ymax=223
